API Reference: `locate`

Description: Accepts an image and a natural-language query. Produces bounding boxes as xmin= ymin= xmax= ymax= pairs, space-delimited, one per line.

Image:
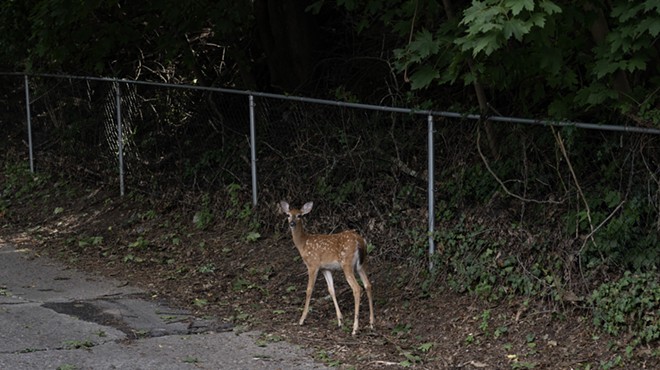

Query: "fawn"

xmin=279 ymin=201 xmax=374 ymax=336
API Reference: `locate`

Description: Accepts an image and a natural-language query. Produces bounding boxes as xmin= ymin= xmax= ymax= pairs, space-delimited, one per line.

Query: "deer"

xmin=279 ymin=200 xmax=374 ymax=336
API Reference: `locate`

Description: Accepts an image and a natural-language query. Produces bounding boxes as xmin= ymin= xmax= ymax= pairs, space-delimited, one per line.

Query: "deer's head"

xmin=279 ymin=201 xmax=313 ymax=229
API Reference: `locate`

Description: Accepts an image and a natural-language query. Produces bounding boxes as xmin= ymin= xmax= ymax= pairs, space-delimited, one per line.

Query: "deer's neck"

xmin=291 ymin=221 xmax=309 ymax=251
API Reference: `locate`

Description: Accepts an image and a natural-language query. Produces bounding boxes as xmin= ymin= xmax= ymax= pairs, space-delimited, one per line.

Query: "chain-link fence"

xmin=2 ymin=73 xmax=660 ymax=273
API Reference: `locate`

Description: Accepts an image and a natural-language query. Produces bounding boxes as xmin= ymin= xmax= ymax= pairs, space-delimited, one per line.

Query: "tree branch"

xmin=477 ymin=128 xmax=561 ymax=204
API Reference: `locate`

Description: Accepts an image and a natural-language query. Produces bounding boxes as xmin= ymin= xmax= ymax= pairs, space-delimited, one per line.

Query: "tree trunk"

xmin=254 ymin=0 xmax=319 ymax=92
xmin=442 ymin=0 xmax=499 ymax=158
xmin=584 ymin=2 xmax=632 ymax=97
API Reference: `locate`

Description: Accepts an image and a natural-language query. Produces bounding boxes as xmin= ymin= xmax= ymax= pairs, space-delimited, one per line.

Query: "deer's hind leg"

xmin=342 ymin=263 xmax=363 ymax=336
xmin=322 ymin=269 xmax=343 ymax=327
xmin=357 ymin=265 xmax=374 ymax=329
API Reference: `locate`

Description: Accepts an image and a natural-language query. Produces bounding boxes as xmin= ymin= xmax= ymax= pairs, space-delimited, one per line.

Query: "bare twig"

xmin=550 ymin=127 xmax=595 ymax=244
xmin=402 ymin=0 xmax=419 ymax=83
xmin=640 ymin=143 xmax=660 ymax=231
xmin=476 ymin=129 xmax=561 ymax=204
xmin=581 ymin=200 xmax=626 ymax=243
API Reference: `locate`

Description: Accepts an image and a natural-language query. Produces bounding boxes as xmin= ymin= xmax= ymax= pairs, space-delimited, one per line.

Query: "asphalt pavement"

xmin=0 ymin=242 xmax=326 ymax=370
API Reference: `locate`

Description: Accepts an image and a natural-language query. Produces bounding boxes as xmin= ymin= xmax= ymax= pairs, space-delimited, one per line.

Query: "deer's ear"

xmin=301 ymin=202 xmax=314 ymax=215
xmin=279 ymin=201 xmax=290 ymax=214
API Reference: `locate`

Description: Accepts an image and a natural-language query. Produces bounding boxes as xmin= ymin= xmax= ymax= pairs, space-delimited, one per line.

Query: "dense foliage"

xmin=1 ymin=0 xmax=658 ymax=125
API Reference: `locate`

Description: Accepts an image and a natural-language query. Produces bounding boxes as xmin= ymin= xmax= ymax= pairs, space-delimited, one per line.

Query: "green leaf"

xmin=409 ymin=65 xmax=439 ymax=90
xmin=529 ymin=13 xmax=546 ymax=28
xmin=608 ymin=31 xmax=626 ymax=54
xmin=507 ymin=0 xmax=534 ymax=16
xmin=337 ymin=0 xmax=357 ymax=11
xmin=575 ymin=84 xmax=619 ymax=107
xmin=643 ymin=0 xmax=660 ymax=12
xmin=624 ymin=56 xmax=647 ymax=73
xmin=502 ymin=19 xmax=531 ymax=41
xmin=604 ymin=191 xmax=621 ymax=208
xmin=409 ymin=29 xmax=440 ymax=58
xmin=539 ymin=0 xmax=562 ymax=15
xmin=614 ymin=3 xmax=644 ymax=22
xmin=472 ymin=33 xmax=502 ymax=56
xmin=461 ymin=1 xmax=487 ymax=25
xmin=479 ymin=22 xmax=504 ymax=33
xmin=593 ymin=59 xmax=620 ymax=79
xmin=640 ymin=18 xmax=660 ymax=37
xmin=304 ymin=0 xmax=324 ymax=14
xmin=548 ymin=97 xmax=571 ymax=118
xmin=418 ymin=342 xmax=434 ymax=352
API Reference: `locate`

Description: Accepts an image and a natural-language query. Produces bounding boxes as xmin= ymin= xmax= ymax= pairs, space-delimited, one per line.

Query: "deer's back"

xmin=301 ymin=230 xmax=367 ymax=268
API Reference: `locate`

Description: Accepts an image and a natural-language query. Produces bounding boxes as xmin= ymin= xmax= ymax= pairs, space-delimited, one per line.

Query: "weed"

xmin=398 ymin=346 xmax=422 ymax=367
xmin=193 ymin=209 xmax=213 ymax=230
xmin=78 ymin=236 xmax=103 ymax=249
xmin=138 ymin=209 xmax=157 ymax=220
xmin=159 ymin=315 xmax=180 ymax=322
xmin=518 ymin=333 xmax=537 ymax=356
xmin=132 ymin=329 xmax=149 ymax=338
xmin=479 ymin=309 xmax=491 ymax=333
xmin=56 ymin=365 xmax=78 ymax=370
xmin=256 ymin=332 xmax=285 ymax=347
xmin=494 ymin=325 xmax=509 ymax=339
xmin=123 ymin=254 xmax=144 ymax=263
xmin=63 ymin=339 xmax=95 ymax=349
xmin=600 ymin=355 xmax=623 ymax=370
xmin=2 ymin=162 xmax=48 ymax=198
xmin=193 ymin=298 xmax=208 ymax=307
xmin=392 ymin=323 xmax=412 ymax=336
xmin=234 ymin=310 xmax=250 ymax=322
xmin=0 ymin=287 xmax=10 ymax=296
xmin=316 ymin=350 xmax=341 ymax=367
xmin=590 ymin=271 xmax=660 ymax=344
xmin=193 ymin=193 xmax=214 ymax=229
xmin=198 ymin=263 xmax=216 ymax=274
xmin=128 ymin=236 xmax=149 ymax=249
xmin=246 ymin=231 xmax=261 ymax=242
xmin=418 ymin=342 xmax=434 ymax=352
xmin=182 ymin=356 xmax=199 ymax=364
xmin=511 ymin=361 xmax=536 ymax=369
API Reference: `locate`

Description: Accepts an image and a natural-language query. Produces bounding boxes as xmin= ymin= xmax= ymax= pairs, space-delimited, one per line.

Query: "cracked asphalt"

xmin=0 ymin=243 xmax=327 ymax=370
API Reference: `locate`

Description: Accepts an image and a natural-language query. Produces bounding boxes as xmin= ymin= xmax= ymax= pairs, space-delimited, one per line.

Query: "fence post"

xmin=249 ymin=95 xmax=258 ymax=206
xmin=24 ymin=75 xmax=34 ymax=173
xmin=427 ymin=114 xmax=435 ymax=271
xmin=115 ymin=81 xmax=125 ymax=196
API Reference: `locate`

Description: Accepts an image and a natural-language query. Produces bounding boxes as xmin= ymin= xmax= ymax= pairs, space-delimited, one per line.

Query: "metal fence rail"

xmin=2 ymin=72 xmax=659 ymax=270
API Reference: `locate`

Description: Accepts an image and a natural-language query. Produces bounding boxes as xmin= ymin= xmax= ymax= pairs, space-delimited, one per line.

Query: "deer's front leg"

xmin=300 ymin=266 xmax=319 ymax=325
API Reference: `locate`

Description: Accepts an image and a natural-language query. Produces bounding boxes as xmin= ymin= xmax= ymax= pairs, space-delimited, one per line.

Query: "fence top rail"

xmin=3 ymin=71 xmax=659 ymax=135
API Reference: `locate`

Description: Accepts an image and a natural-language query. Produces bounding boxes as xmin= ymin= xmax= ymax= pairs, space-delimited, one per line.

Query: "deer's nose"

xmin=289 ymin=220 xmax=296 ymax=228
